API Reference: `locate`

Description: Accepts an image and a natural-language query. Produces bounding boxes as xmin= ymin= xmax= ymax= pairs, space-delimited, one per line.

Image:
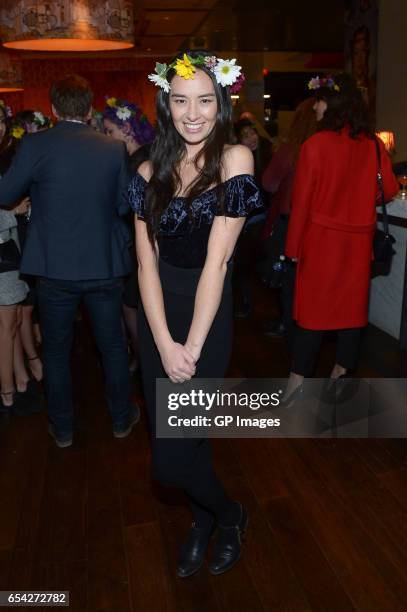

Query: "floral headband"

xmin=148 ymin=53 xmax=245 ymax=94
xmin=308 ymin=75 xmax=340 ymax=92
xmin=104 ymin=97 xmax=155 ymax=145
xmin=105 ymin=97 xmax=138 ymax=122
xmin=10 ymin=111 xmax=53 ymax=140
xmin=0 ymin=99 xmax=12 ymax=118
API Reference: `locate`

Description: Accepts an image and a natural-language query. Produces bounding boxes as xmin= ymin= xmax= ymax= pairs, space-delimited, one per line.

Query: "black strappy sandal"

xmin=0 ymin=389 xmax=15 ymax=410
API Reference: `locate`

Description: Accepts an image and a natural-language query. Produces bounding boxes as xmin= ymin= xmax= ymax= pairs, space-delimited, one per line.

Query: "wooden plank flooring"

xmin=0 ymin=280 xmax=406 ymax=611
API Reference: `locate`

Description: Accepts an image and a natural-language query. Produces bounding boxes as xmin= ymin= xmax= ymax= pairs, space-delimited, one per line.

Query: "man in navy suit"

xmin=0 ymin=75 xmax=139 ymax=447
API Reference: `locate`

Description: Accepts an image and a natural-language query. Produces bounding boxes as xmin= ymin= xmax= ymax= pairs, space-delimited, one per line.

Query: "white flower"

xmin=116 ymin=106 xmax=132 ymax=121
xmin=33 ymin=111 xmax=45 ymax=124
xmin=148 ymin=72 xmax=171 ymax=93
xmin=214 ymin=58 xmax=242 ymax=87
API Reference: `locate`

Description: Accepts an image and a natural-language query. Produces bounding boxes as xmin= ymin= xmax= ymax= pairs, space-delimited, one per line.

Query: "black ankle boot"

xmin=209 ymin=503 xmax=248 ymax=575
xmin=177 ymin=522 xmax=214 ymax=578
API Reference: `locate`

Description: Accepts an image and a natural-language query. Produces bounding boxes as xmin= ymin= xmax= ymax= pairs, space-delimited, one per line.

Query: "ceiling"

xmin=0 ymin=0 xmax=345 ymax=60
xmin=135 ymin=0 xmax=345 ymax=56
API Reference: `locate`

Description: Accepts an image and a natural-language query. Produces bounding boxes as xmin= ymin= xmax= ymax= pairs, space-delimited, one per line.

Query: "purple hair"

xmin=103 ymin=98 xmax=155 ymax=146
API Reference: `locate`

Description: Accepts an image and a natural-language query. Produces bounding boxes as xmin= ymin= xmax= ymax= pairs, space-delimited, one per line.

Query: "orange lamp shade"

xmin=0 ymin=50 xmax=23 ymax=92
xmin=0 ymin=1 xmax=134 ymax=52
xmin=376 ymin=131 xmax=396 ymax=153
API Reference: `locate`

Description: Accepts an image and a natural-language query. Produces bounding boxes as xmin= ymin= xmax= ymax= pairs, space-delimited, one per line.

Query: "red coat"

xmin=285 ymin=129 xmax=399 ymax=330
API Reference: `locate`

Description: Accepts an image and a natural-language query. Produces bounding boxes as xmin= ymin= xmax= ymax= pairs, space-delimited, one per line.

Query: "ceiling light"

xmin=0 ymin=1 xmax=134 ymax=52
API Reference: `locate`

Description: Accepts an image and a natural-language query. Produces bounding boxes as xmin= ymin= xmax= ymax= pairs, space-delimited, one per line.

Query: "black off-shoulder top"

xmin=128 ymin=172 xmax=262 ymax=268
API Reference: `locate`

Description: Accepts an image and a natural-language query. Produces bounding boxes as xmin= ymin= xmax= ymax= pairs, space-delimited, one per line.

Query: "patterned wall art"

xmin=0 ymin=1 xmax=134 ymax=51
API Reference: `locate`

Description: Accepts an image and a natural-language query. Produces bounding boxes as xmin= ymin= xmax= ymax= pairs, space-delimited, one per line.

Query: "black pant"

xmin=291 ymin=326 xmax=363 ymax=377
xmin=138 ymin=259 xmax=236 ymax=529
xmin=281 ymin=260 xmax=297 ymax=350
xmin=37 ymin=277 xmax=132 ymax=437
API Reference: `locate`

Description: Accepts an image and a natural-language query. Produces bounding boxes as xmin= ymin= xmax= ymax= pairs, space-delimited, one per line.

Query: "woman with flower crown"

xmin=282 ymin=73 xmax=398 ymax=404
xmin=103 ymin=98 xmax=155 ymax=373
xmin=128 ymin=51 xmax=262 ymax=577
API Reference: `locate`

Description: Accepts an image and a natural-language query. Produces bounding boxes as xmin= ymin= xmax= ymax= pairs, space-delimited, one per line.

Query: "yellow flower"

xmin=334 ymin=84 xmax=340 ymax=92
xmin=174 ymin=54 xmax=195 ymax=80
xmin=106 ymin=97 xmax=117 ymax=107
xmin=11 ymin=125 xmax=25 ymax=139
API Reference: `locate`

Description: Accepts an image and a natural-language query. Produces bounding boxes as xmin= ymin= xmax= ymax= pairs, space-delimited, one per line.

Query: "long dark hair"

xmin=145 ymin=50 xmax=234 ymax=241
xmin=316 ymin=72 xmax=374 ymax=139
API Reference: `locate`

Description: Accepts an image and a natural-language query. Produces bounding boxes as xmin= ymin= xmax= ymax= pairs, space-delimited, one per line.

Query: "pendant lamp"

xmin=0 ymin=1 xmax=134 ymax=52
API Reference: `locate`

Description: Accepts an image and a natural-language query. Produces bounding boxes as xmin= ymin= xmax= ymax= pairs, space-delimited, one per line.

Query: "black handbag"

xmin=0 ymin=238 xmax=21 ymax=273
xmin=372 ymin=138 xmax=395 ymax=276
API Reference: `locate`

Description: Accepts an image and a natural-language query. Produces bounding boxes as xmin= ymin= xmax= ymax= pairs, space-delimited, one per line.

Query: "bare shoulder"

xmin=137 ymin=160 xmax=153 ymax=182
xmin=222 ymin=144 xmax=254 ymax=180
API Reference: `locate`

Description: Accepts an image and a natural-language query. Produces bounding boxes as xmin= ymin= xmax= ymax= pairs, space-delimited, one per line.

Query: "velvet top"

xmin=128 ymin=173 xmax=262 ymax=268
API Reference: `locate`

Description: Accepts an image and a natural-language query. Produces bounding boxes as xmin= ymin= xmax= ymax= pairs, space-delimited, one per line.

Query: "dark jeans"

xmin=37 ymin=277 xmax=131 ymax=436
xmin=291 ymin=326 xmax=363 ymax=377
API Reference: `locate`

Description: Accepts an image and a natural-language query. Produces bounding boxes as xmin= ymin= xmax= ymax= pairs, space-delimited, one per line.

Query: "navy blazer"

xmin=0 ymin=121 xmax=132 ymax=280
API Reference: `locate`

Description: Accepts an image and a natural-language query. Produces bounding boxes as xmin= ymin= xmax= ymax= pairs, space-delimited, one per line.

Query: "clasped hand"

xmin=160 ymin=341 xmax=198 ymax=384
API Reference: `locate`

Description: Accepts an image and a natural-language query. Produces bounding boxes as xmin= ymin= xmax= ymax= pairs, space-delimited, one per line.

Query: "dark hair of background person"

xmin=13 ymin=109 xmax=53 ymax=130
xmin=50 ymin=74 xmax=93 ymax=120
xmin=234 ymin=118 xmax=271 ymax=182
xmin=286 ymin=97 xmax=318 ymax=163
xmin=145 ymin=50 xmax=234 ymax=242
xmin=0 ymin=104 xmax=15 ymax=174
xmin=14 ymin=109 xmax=36 ymax=123
xmin=315 ymin=72 xmax=374 ymax=139
xmin=234 ymin=118 xmax=253 ymax=142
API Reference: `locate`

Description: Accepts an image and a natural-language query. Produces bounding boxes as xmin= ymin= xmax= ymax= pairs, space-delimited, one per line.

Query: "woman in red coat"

xmin=283 ymin=73 xmax=398 ymax=400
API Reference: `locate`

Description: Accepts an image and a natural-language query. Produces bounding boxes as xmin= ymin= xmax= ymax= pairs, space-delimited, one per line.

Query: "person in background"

xmin=0 ymin=75 xmax=138 ymax=447
xmin=234 ymin=117 xmax=271 ymax=184
xmin=10 ymin=109 xmax=54 ymax=384
xmin=261 ymin=97 xmax=317 ymax=342
xmin=103 ymin=97 xmax=155 ymax=373
xmin=0 ymin=101 xmax=41 ymax=417
xmin=282 ymin=73 xmax=399 ymax=404
xmin=232 ymin=118 xmax=271 ymax=318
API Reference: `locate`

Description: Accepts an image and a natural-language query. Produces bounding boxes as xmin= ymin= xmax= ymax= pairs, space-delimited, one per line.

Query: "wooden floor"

xmin=1 ymin=280 xmax=407 ymax=612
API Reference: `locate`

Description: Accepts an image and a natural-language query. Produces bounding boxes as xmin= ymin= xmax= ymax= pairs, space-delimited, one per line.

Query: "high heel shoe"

xmin=279 ymin=383 xmax=304 ymax=408
xmin=177 ymin=521 xmax=215 ymax=578
xmin=0 ymin=390 xmax=14 ymax=416
xmin=209 ymin=503 xmax=248 ymax=575
xmin=322 ymin=375 xmax=344 ymax=404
